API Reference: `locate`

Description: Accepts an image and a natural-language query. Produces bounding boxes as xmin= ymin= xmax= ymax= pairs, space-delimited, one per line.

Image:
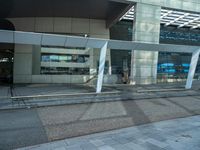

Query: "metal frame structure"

xmin=185 ymin=49 xmax=200 ymax=89
xmin=96 ymin=42 xmax=108 ymax=93
xmin=121 ymin=7 xmax=200 ymax=29
xmin=0 ymin=30 xmax=199 ymax=92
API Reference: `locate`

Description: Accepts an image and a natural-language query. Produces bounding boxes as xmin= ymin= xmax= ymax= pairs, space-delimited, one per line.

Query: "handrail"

xmin=11 ymin=91 xmax=120 ymax=100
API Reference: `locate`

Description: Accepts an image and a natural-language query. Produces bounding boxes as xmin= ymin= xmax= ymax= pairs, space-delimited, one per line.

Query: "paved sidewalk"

xmin=17 ymin=115 xmax=200 ymax=150
xmin=1 ymin=95 xmax=200 ymax=150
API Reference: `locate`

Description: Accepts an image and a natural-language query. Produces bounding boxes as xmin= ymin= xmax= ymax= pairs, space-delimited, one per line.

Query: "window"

xmin=50 ymin=55 xmax=59 ymax=62
xmin=0 ymin=57 xmax=9 ymax=63
xmin=40 ymin=47 xmax=90 ymax=75
xmin=157 ymin=52 xmax=193 ymax=82
xmin=41 ymin=54 xmax=89 ymax=63
xmin=41 ymin=67 xmax=89 ymax=75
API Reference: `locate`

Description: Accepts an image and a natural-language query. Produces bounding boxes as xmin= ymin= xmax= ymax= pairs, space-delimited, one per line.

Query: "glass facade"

xmin=196 ymin=59 xmax=200 ymax=79
xmin=40 ymin=47 xmax=90 ymax=75
xmin=157 ymin=52 xmax=192 ymax=82
xmin=41 ymin=67 xmax=89 ymax=75
xmin=0 ymin=51 xmax=13 ymax=83
xmin=41 ymin=54 xmax=89 ymax=63
xmin=160 ymin=25 xmax=200 ymax=46
xmin=110 ymin=20 xmax=200 ymax=82
xmin=97 ymin=61 xmax=110 ymax=74
xmin=110 ymin=21 xmax=132 ymax=75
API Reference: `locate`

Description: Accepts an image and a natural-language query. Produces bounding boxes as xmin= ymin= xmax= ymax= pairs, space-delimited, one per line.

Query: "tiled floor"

xmin=18 ymin=115 xmax=200 ymax=150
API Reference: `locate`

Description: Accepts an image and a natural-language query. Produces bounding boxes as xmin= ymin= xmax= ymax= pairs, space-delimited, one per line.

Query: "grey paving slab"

xmin=125 ymin=142 xmax=146 ymax=150
xmin=98 ymin=145 xmax=115 ymax=150
xmin=65 ymin=145 xmax=82 ymax=150
xmin=17 ymin=115 xmax=200 ymax=150
xmin=54 ymin=147 xmax=66 ymax=150
xmin=144 ymin=139 xmax=168 ymax=148
xmin=1 ymin=94 xmax=200 ymax=149
xmin=142 ymin=142 xmax=164 ymax=150
xmin=101 ymin=138 xmax=118 ymax=146
xmin=80 ymin=143 xmax=98 ymax=150
xmin=42 ymin=140 xmax=67 ymax=150
xmin=111 ymin=144 xmax=132 ymax=150
xmin=89 ymin=139 xmax=105 ymax=147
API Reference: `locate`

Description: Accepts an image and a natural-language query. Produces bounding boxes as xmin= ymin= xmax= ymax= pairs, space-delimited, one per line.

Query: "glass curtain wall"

xmin=195 ymin=58 xmax=200 ymax=80
xmin=110 ymin=20 xmax=132 ymax=84
xmin=40 ymin=47 xmax=90 ymax=75
xmin=110 ymin=20 xmax=200 ymax=84
xmin=157 ymin=52 xmax=192 ymax=83
xmin=159 ymin=25 xmax=200 ymax=82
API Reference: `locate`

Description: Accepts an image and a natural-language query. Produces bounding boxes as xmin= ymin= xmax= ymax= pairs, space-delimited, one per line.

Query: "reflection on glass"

xmin=59 ymin=56 xmax=68 ymax=62
xmin=0 ymin=57 xmax=9 ymax=63
xmin=97 ymin=61 xmax=109 ymax=74
xmin=41 ymin=54 xmax=89 ymax=63
xmin=41 ymin=55 xmax=50 ymax=62
xmin=157 ymin=52 xmax=193 ymax=82
xmin=50 ymin=55 xmax=59 ymax=62
xmin=41 ymin=67 xmax=89 ymax=75
xmin=40 ymin=52 xmax=90 ymax=75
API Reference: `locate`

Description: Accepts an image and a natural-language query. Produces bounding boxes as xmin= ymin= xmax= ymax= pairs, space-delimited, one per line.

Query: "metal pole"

xmin=185 ymin=49 xmax=200 ymax=89
xmin=130 ymin=50 xmax=135 ymax=85
xmin=96 ymin=42 xmax=108 ymax=93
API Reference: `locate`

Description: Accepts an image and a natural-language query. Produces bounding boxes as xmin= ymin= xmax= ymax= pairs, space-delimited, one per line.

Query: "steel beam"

xmin=96 ymin=42 xmax=108 ymax=93
xmin=0 ymin=30 xmax=199 ymax=53
xmin=185 ymin=49 xmax=200 ymax=89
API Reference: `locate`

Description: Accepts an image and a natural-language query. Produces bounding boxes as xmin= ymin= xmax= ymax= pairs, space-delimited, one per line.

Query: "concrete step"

xmin=1 ymin=88 xmax=200 ymax=110
xmin=5 ymin=91 xmax=121 ymax=109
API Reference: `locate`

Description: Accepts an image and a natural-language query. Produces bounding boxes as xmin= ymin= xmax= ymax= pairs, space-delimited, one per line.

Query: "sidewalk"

xmin=17 ymin=115 xmax=200 ymax=150
xmin=1 ymin=95 xmax=200 ymax=149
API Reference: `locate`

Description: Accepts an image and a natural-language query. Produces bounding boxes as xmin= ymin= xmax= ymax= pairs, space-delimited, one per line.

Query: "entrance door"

xmin=0 ymin=46 xmax=13 ymax=84
xmin=0 ymin=19 xmax=15 ymax=84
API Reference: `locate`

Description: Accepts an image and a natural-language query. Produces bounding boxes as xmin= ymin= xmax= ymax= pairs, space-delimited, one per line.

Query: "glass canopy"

xmin=121 ymin=6 xmax=200 ymax=30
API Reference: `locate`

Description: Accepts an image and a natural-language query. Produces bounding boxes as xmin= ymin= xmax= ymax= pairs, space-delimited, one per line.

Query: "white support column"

xmin=96 ymin=42 xmax=108 ymax=93
xmin=185 ymin=49 xmax=200 ymax=89
xmin=130 ymin=50 xmax=135 ymax=85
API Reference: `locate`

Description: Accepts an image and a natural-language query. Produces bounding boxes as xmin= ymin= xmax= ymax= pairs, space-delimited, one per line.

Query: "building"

xmin=0 ymin=0 xmax=200 ymax=85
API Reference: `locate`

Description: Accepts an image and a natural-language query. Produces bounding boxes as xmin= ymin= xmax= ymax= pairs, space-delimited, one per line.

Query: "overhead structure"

xmin=185 ymin=49 xmax=200 ymax=89
xmin=0 ymin=30 xmax=199 ymax=92
xmin=121 ymin=6 xmax=200 ymax=29
xmin=0 ymin=0 xmax=134 ymax=29
xmin=0 ymin=30 xmax=199 ymax=53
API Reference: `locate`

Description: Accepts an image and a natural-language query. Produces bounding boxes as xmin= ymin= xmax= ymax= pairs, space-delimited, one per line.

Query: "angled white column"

xmin=185 ymin=49 xmax=200 ymax=89
xmin=96 ymin=42 xmax=108 ymax=93
xmin=130 ymin=50 xmax=135 ymax=85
